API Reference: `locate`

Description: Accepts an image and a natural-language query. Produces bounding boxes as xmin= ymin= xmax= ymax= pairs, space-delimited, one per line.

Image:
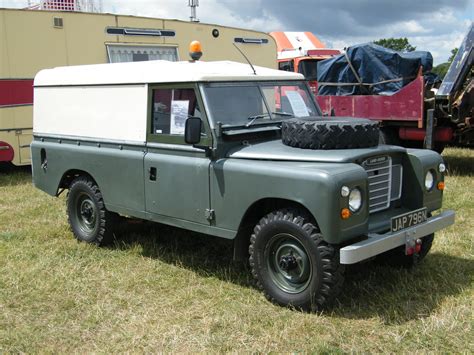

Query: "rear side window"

xmin=151 ymin=88 xmax=201 ymax=135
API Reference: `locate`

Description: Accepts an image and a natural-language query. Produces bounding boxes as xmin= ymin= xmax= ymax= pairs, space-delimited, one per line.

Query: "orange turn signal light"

xmin=341 ymin=208 xmax=351 ymax=220
xmin=189 ymin=40 xmax=203 ymax=61
xmin=437 ymin=181 xmax=445 ymax=191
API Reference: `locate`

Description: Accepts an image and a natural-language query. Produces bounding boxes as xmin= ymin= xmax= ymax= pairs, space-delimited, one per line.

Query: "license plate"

xmin=391 ymin=208 xmax=428 ymax=232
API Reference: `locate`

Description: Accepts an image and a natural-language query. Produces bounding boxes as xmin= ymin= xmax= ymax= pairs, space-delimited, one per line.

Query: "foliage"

xmin=448 ymin=48 xmax=459 ymax=63
xmin=373 ymin=37 xmax=416 ymax=52
xmin=432 ymin=62 xmax=451 ymax=79
xmin=1 ymin=148 xmax=473 ymax=352
xmin=432 ymin=48 xmax=459 ymax=79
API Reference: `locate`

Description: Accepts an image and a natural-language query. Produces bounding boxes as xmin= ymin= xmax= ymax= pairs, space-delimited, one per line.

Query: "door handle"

xmin=149 ymin=167 xmax=157 ymax=181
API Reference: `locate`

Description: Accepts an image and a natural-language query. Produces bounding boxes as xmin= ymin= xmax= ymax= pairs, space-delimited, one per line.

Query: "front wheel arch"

xmin=233 ymin=198 xmax=318 ymax=262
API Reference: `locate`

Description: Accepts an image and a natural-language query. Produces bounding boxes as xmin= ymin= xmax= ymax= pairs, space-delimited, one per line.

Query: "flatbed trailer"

xmin=271 ymin=30 xmax=473 ymax=150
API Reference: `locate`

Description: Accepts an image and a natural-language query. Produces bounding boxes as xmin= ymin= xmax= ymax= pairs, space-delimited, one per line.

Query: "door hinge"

xmin=205 ymin=209 xmax=215 ymax=221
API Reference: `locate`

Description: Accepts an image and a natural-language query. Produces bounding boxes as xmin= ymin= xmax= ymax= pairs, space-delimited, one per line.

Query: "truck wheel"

xmin=281 ymin=117 xmax=379 ymax=150
xmin=377 ymin=234 xmax=434 ymax=268
xmin=67 ymin=176 xmax=116 ymax=245
xmin=249 ymin=209 xmax=344 ymax=311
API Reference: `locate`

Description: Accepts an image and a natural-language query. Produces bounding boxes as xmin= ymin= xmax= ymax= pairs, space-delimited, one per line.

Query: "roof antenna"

xmin=188 ymin=0 xmax=199 ymax=22
xmin=233 ymin=43 xmax=257 ymax=75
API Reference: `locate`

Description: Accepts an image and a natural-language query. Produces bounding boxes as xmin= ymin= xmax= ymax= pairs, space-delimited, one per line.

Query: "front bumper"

xmin=339 ymin=210 xmax=455 ymax=264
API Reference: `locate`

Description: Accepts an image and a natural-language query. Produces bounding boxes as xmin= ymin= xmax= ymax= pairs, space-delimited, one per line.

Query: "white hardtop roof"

xmin=34 ymin=60 xmax=304 ymax=87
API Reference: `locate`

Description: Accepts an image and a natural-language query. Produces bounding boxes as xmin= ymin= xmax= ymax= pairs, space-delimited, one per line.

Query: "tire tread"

xmin=249 ymin=208 xmax=344 ymax=311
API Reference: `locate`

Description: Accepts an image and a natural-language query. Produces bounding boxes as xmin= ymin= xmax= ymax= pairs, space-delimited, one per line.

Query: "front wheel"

xmin=67 ymin=176 xmax=116 ymax=245
xmin=249 ymin=209 xmax=344 ymax=311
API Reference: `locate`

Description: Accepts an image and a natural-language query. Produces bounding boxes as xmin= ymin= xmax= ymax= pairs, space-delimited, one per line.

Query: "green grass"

xmin=1 ymin=147 xmax=473 ymax=352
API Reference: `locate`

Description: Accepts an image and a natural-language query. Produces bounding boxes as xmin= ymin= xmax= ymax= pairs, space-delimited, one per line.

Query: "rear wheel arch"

xmin=57 ymin=169 xmax=98 ymax=194
xmin=66 ymin=175 xmax=117 ymax=245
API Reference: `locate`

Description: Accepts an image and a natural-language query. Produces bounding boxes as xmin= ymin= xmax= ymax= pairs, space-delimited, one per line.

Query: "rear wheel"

xmin=67 ymin=176 xmax=116 ymax=245
xmin=249 ymin=209 xmax=344 ymax=311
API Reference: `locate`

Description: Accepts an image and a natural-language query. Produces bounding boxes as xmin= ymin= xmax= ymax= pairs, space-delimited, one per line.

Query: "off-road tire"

xmin=377 ymin=234 xmax=434 ymax=268
xmin=249 ymin=209 xmax=344 ymax=311
xmin=67 ymin=176 xmax=116 ymax=245
xmin=281 ymin=117 xmax=379 ymax=150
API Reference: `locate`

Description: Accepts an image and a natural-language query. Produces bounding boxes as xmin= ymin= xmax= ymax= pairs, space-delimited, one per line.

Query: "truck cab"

xmin=270 ymin=31 xmax=340 ymax=94
xmin=31 ymin=58 xmax=455 ymax=311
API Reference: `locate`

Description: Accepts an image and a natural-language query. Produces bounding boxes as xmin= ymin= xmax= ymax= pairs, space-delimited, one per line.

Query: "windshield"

xmin=298 ymin=60 xmax=319 ymax=81
xmin=201 ymin=81 xmax=319 ymax=128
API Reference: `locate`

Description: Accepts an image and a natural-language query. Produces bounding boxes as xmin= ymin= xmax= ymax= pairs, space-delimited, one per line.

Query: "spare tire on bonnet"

xmin=282 ymin=117 xmax=379 ymax=150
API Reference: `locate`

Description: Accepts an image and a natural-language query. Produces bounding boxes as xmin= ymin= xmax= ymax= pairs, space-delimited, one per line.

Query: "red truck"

xmin=271 ymin=30 xmax=473 ymax=151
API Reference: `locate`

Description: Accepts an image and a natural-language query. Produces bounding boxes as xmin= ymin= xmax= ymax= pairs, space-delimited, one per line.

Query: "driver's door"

xmin=144 ymin=85 xmax=212 ymax=225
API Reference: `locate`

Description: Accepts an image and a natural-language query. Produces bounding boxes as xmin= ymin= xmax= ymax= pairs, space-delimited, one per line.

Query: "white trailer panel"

xmin=34 ymin=85 xmax=148 ymax=143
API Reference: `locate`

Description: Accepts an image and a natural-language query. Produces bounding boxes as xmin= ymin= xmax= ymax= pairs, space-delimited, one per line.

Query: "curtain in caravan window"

xmin=107 ymin=45 xmax=178 ymax=63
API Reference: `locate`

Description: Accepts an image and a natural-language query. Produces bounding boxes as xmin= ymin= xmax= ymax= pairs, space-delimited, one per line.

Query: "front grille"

xmin=362 ymin=156 xmax=392 ymax=213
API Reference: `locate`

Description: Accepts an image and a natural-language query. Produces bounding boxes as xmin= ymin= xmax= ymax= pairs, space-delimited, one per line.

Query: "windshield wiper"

xmin=272 ymin=111 xmax=293 ymax=117
xmin=245 ymin=111 xmax=293 ymax=128
xmin=246 ymin=113 xmax=269 ymax=127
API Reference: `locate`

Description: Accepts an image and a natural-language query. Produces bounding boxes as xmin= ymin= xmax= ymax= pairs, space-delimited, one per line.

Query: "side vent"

xmin=53 ymin=17 xmax=63 ymax=28
xmin=234 ymin=37 xmax=269 ymax=44
xmin=106 ymin=27 xmax=175 ymax=37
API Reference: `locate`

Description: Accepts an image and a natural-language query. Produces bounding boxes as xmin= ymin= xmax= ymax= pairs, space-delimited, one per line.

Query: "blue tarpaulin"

xmin=317 ymin=43 xmax=433 ymax=96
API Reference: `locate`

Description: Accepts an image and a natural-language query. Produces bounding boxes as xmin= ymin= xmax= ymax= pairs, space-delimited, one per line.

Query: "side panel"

xmin=210 ymin=159 xmax=369 ymax=244
xmin=33 ymin=85 xmax=148 ymax=143
xmin=63 ymin=12 xmax=117 ymax=65
xmin=316 ymin=75 xmax=424 ymax=123
xmin=31 ymin=139 xmax=146 ymax=217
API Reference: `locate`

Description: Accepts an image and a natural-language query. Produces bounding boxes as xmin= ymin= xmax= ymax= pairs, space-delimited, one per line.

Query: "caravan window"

xmin=107 ymin=45 xmax=178 ymax=63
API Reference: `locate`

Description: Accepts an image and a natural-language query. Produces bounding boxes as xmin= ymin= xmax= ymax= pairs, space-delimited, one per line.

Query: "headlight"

xmin=348 ymin=188 xmax=362 ymax=212
xmin=341 ymin=186 xmax=350 ymax=197
xmin=438 ymin=163 xmax=446 ymax=173
xmin=425 ymin=170 xmax=435 ymax=191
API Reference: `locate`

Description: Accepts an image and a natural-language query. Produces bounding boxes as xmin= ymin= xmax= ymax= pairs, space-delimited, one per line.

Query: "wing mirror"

xmin=184 ymin=116 xmax=202 ymax=145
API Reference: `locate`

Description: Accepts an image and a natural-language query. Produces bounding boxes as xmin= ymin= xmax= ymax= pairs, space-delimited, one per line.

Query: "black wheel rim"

xmin=75 ymin=192 xmax=97 ymax=235
xmin=265 ymin=233 xmax=312 ymax=293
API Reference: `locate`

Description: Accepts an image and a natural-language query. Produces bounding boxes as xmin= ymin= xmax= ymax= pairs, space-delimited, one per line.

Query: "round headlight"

xmin=425 ymin=170 xmax=435 ymax=191
xmin=438 ymin=163 xmax=446 ymax=173
xmin=341 ymin=185 xmax=350 ymax=197
xmin=348 ymin=188 xmax=362 ymax=212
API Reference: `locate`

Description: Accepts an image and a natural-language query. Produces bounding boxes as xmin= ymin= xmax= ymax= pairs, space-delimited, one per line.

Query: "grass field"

xmin=0 ymin=147 xmax=472 ymax=352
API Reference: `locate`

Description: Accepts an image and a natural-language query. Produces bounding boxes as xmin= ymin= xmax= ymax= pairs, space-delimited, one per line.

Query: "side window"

xmin=278 ymin=60 xmax=294 ymax=72
xmin=151 ymin=88 xmax=200 ymax=136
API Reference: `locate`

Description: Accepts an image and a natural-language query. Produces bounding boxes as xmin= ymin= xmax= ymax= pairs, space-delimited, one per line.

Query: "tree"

xmin=432 ymin=48 xmax=459 ymax=79
xmin=448 ymin=48 xmax=459 ymax=62
xmin=373 ymin=37 xmax=416 ymax=52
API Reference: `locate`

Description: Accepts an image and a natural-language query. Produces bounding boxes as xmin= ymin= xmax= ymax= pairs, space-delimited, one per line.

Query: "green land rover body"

xmin=31 ymin=59 xmax=455 ymax=311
